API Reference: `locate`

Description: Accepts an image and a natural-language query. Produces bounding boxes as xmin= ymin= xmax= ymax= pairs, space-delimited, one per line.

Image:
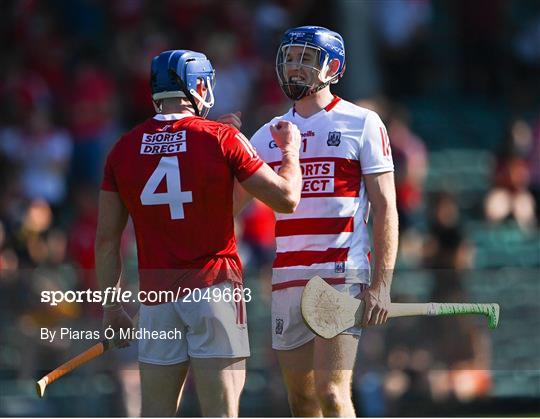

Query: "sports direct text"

xmin=274 ymin=161 xmax=335 ymax=194
xmin=41 ymin=286 xmax=251 ymax=306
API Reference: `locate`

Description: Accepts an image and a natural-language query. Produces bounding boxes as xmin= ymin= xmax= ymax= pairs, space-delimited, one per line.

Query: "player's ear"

xmin=196 ymin=78 xmax=207 ymax=98
xmin=197 ymin=79 xmax=208 ymax=110
xmin=325 ymin=59 xmax=340 ymax=80
xmin=194 ymin=79 xmax=208 ymax=111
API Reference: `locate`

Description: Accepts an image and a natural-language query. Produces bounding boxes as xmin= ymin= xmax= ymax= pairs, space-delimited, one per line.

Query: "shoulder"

xmin=106 ymin=119 xmax=147 ymax=160
xmin=332 ymin=98 xmax=379 ymax=126
xmin=331 ymin=99 xmax=386 ymax=147
xmin=181 ymin=117 xmax=241 ymax=142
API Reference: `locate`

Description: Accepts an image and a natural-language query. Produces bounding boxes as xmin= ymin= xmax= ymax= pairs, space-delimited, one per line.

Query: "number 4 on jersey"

xmin=140 ymin=156 xmax=193 ymax=220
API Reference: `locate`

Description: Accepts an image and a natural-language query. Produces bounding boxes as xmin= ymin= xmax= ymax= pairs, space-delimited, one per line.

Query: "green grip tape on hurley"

xmin=433 ymin=303 xmax=500 ymax=329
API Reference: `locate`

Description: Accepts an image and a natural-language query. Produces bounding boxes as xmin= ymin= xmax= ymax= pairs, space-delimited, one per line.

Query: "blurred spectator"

xmin=455 ymin=0 xmax=509 ymax=97
xmin=509 ymin=4 xmax=540 ymax=109
xmin=254 ymin=0 xmax=292 ymax=55
xmin=114 ymin=31 xmax=169 ymax=125
xmin=373 ymin=0 xmax=433 ymax=97
xmin=66 ymin=55 xmax=119 ymax=186
xmin=527 ymin=114 xmax=540 ymax=219
xmin=484 ymin=119 xmax=537 ymax=230
xmin=238 ymin=200 xmax=276 ymax=275
xmin=3 ymin=67 xmax=53 ymax=115
xmin=424 ymin=191 xmax=472 ymax=270
xmin=17 ymin=200 xmax=54 ymax=266
xmin=67 ymin=184 xmax=98 ymax=276
xmin=0 ymin=147 xmax=23 ymax=229
xmin=357 ymin=98 xmax=428 ymax=231
xmin=422 ymin=192 xmax=491 ymax=404
xmin=512 ymin=15 xmax=540 ymax=66
xmin=388 ymin=106 xmax=428 ymax=231
xmin=425 ymin=278 xmax=492 ymax=404
xmin=0 ymin=107 xmax=72 ymax=207
xmin=0 ymin=221 xmax=19 ymax=283
xmin=67 ymin=184 xmax=100 ymax=316
xmin=251 ymin=61 xmax=291 ymax=132
xmin=206 ymin=32 xmax=255 ymax=118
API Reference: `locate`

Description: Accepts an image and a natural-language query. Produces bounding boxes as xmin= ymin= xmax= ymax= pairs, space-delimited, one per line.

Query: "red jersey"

xmin=101 ymin=113 xmax=263 ymax=295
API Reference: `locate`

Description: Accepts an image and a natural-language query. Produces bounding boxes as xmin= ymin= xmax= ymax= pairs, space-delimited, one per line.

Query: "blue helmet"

xmin=276 ymin=26 xmax=346 ymax=101
xmin=150 ymin=50 xmax=215 ymax=117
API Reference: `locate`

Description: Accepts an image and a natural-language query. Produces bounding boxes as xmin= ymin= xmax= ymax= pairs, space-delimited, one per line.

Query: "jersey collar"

xmin=324 ymin=95 xmax=341 ymax=112
xmin=153 ymin=113 xmax=192 ymax=121
xmin=292 ymin=95 xmax=341 ymax=118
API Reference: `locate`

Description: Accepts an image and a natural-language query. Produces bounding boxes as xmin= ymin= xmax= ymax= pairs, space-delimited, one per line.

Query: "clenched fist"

xmin=270 ymin=121 xmax=301 ymax=155
xmin=359 ymin=285 xmax=391 ymax=327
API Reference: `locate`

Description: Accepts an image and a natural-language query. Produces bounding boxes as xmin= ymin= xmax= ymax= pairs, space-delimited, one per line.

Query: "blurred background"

xmin=0 ymin=0 xmax=539 ymax=416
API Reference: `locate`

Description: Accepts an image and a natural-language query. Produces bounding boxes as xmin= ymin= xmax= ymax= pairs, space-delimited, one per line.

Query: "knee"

xmin=315 ymin=383 xmax=348 ymax=413
xmin=289 ymin=388 xmax=316 ymax=406
xmin=287 ymin=386 xmax=318 ymax=415
xmin=198 ymin=389 xmax=239 ymax=417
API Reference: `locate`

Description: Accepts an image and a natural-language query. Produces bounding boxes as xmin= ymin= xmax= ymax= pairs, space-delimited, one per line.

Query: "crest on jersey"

xmin=335 ymin=261 xmax=345 ymax=273
xmin=327 ymin=131 xmax=341 ymax=146
xmin=275 ymin=318 xmax=284 ymax=335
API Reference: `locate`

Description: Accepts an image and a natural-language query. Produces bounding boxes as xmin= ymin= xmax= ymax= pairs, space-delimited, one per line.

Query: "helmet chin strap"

xmin=189 ymin=76 xmax=215 ymax=113
xmin=152 ymin=99 xmax=163 ymax=113
xmin=307 ymin=75 xmax=336 ymax=96
xmin=301 ymin=56 xmax=344 ymax=99
xmin=308 ymin=56 xmax=334 ymax=91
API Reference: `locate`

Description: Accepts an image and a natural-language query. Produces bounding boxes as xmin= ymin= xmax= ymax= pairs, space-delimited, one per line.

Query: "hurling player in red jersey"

xmin=95 ymin=50 xmax=301 ymax=417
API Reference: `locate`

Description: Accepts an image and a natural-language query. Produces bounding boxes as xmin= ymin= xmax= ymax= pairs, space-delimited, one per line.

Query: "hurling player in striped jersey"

xmin=236 ymin=27 xmax=399 ymax=417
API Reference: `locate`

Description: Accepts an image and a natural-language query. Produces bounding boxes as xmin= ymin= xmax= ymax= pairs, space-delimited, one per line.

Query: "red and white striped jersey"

xmin=250 ymin=96 xmax=393 ymax=291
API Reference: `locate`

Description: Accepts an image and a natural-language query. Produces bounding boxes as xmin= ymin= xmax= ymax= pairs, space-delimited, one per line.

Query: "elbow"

xmin=372 ymin=201 xmax=399 ymax=226
xmin=372 ymin=196 xmax=398 ymax=215
xmin=287 ymin=193 xmax=301 ymax=213
xmin=276 ymin=175 xmax=302 ymax=213
xmin=275 ymin=193 xmax=300 ymax=214
xmin=279 ymin=201 xmax=297 ymax=214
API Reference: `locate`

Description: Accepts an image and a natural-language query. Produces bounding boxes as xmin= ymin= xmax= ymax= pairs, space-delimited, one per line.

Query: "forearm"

xmin=371 ymin=203 xmax=399 ymax=291
xmin=233 ymin=151 xmax=301 ymax=217
xmin=95 ymin=239 xmax=122 ymax=295
xmin=276 ymin=149 xmax=302 ymax=204
xmin=241 ymin=150 xmax=302 ymax=213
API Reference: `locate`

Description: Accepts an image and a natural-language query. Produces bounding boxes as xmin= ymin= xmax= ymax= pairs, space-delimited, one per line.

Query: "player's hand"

xmin=216 ymin=111 xmax=242 ymax=129
xmin=359 ymin=285 xmax=391 ymax=327
xmin=270 ymin=121 xmax=301 ymax=154
xmin=102 ymin=304 xmax=133 ymax=348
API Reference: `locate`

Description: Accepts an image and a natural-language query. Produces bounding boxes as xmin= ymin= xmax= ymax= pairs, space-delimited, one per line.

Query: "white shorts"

xmin=138 ymin=281 xmax=249 ymax=365
xmin=271 ymin=283 xmax=367 ymax=350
